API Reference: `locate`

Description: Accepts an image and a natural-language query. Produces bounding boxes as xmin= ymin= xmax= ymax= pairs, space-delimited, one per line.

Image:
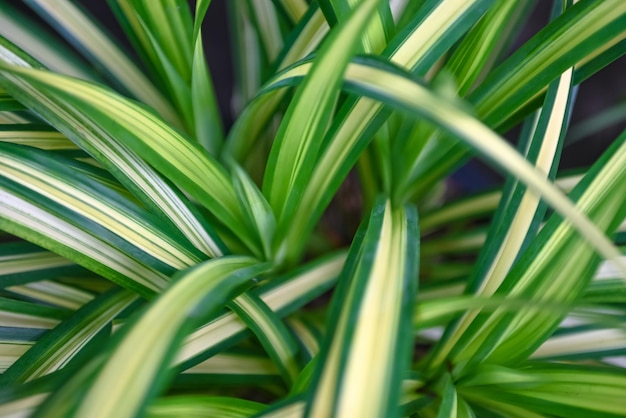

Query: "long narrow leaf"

xmin=0 ymin=38 xmax=225 ymax=258
xmin=36 ymin=256 xmax=270 ymax=418
xmin=0 ymin=143 xmax=205 ymax=270
xmin=307 ymin=198 xmax=419 ymax=418
xmin=0 ymin=287 xmax=137 ymax=384
xmin=24 ymin=0 xmax=181 ymax=125
xmin=264 ymin=0 xmax=382 ymax=261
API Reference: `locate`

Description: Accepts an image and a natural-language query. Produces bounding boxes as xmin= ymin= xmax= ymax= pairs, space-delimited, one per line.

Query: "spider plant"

xmin=0 ymin=0 xmax=625 ymax=417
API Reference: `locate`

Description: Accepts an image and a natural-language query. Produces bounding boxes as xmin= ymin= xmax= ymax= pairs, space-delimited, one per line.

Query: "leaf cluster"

xmin=0 ymin=1 xmax=625 ymax=417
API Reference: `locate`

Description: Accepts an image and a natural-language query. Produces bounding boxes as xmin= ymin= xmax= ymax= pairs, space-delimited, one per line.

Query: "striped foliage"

xmin=0 ymin=0 xmax=625 ymax=417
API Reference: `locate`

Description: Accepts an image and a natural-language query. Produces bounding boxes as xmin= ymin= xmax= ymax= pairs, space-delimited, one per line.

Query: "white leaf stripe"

xmin=335 ymin=204 xmax=413 ymax=417
xmin=176 ymin=252 xmax=345 ymax=367
xmin=388 ymin=0 xmax=481 ymax=69
xmin=7 ymin=280 xmax=93 ymax=310
xmin=428 ymin=65 xmax=575 ymax=369
xmin=69 ymin=257 xmax=269 ymax=418
xmin=182 ymin=351 xmax=279 ymax=376
xmin=0 ymin=393 xmax=47 ymax=418
xmin=0 ymin=311 xmax=61 ymax=330
xmin=27 ymin=0 xmax=181 ymax=125
xmin=229 ymin=292 xmax=300 ymax=385
xmin=267 ymin=0 xmax=385 ymax=266
xmin=264 ymin=0 xmax=381 ymax=227
xmin=7 ymin=69 xmax=252 ymax=255
xmin=0 ymin=145 xmax=203 ymax=269
xmin=308 ymin=200 xmax=417 ymax=418
xmin=1 ymin=289 xmax=136 ymax=383
xmin=0 ymin=188 xmax=169 ymax=296
xmin=533 ymin=328 xmax=626 ymax=359
xmin=0 ymin=111 xmax=28 ymax=124
xmin=0 ymin=41 xmax=223 ymax=258
xmin=0 ymin=341 xmax=31 ymax=373
xmin=0 ymin=125 xmax=78 ymax=150
xmin=0 ymin=248 xmax=73 ymax=276
xmin=340 ymin=60 xmax=625 ymax=274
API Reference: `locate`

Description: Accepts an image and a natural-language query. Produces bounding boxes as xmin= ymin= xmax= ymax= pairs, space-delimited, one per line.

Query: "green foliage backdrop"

xmin=0 ymin=0 xmax=625 ymax=417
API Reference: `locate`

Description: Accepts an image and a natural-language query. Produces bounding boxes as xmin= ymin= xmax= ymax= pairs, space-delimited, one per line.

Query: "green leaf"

xmin=411 ymin=0 xmax=626 ymax=196
xmin=226 ymin=0 xmax=263 ymax=114
xmin=254 ymin=396 xmax=306 ymax=418
xmin=247 ymin=0 xmax=284 ymax=63
xmin=319 ymin=0 xmax=393 ymax=53
xmin=436 ymin=374 xmax=458 ymax=418
xmin=306 ymin=198 xmax=419 ymax=418
xmin=0 ymin=95 xmax=26 ymax=111
xmin=231 ymin=163 xmax=276 ymax=261
xmin=110 ymin=0 xmax=223 ymax=154
xmin=567 ymin=101 xmax=626 ymax=145
xmin=472 ymin=0 xmax=626 ymax=128
xmin=0 ymin=124 xmax=79 ymax=151
xmin=460 ymin=363 xmax=626 ymax=418
xmin=0 ymin=0 xmax=101 ymax=83
xmin=0 ymin=181 xmax=168 ymax=297
xmin=176 ymin=251 xmax=345 ymax=368
xmin=263 ymin=56 xmax=624 ymax=278
xmin=0 ymin=38 xmax=225 ymax=259
xmin=0 ymin=287 xmax=137 ymax=384
xmin=339 ymin=58 xmax=624 ymax=275
xmin=119 ymin=0 xmax=193 ymax=81
xmin=273 ymin=0 xmax=495 ymax=262
xmin=450 ymin=135 xmax=626 ymax=371
xmin=224 ymin=6 xmax=329 ymax=162
xmin=394 ymin=0 xmax=534 ymax=200
xmin=419 ymin=173 xmax=582 ymax=232
xmin=23 ymin=0 xmax=181 ymax=125
xmin=147 ymin=395 xmax=265 ymax=418
xmin=427 ymin=40 xmax=576 ymax=370
xmin=0 ymin=142 xmax=205 ymax=270
xmin=228 ymin=292 xmax=301 ymax=386
xmin=191 ymin=33 xmax=223 ymax=155
xmin=0 ymin=241 xmax=76 ymax=288
xmin=0 ymin=296 xmax=69 ymax=329
xmin=36 ymin=256 xmax=270 ymax=418
xmin=274 ymin=0 xmax=308 ymax=24
xmin=264 ymin=0 xmax=382 ymax=263
xmin=286 ymin=316 xmax=324 ymax=361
